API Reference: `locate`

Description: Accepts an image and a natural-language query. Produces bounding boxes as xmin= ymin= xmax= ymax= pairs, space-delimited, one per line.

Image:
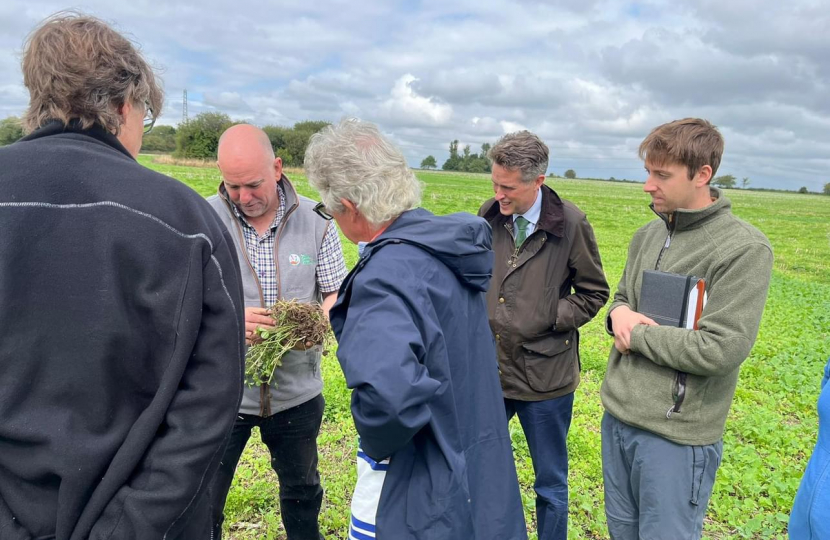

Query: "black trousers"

xmin=210 ymin=394 xmax=325 ymax=540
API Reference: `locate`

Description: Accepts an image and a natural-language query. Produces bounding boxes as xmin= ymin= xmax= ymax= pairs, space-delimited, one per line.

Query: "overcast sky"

xmin=1 ymin=1 xmax=828 ymax=191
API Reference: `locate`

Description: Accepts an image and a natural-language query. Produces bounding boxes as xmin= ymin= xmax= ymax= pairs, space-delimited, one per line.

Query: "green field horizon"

xmin=139 ymin=155 xmax=830 ymax=540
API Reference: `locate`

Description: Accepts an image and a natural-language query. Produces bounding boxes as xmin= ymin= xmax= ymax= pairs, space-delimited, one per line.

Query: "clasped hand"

xmin=610 ymin=305 xmax=657 ymax=354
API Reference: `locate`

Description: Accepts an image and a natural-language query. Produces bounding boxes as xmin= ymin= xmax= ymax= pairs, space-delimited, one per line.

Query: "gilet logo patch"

xmin=288 ymin=254 xmax=314 ymax=266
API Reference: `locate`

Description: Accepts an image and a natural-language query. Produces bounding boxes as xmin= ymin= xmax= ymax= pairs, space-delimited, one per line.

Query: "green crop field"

xmin=139 ymin=155 xmax=830 ymax=539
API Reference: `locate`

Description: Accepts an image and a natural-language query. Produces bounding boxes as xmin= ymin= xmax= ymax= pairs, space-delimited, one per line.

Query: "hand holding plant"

xmin=245 ymin=300 xmax=331 ymax=387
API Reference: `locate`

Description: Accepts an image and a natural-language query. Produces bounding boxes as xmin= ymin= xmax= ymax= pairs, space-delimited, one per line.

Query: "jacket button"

xmin=498 ymin=368 xmax=502 ymax=375
xmin=499 ymin=297 xmax=505 ymax=303
xmin=495 ymin=334 xmax=500 ymax=340
xmin=565 ymin=340 xmax=570 ymax=345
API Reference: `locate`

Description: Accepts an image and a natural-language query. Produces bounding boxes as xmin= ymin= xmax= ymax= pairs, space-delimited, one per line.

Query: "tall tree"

xmin=263 ymin=125 xmax=290 ymax=153
xmin=0 ymin=116 xmax=24 ymax=146
xmin=420 ymin=155 xmax=437 ymax=169
xmin=261 ymin=121 xmax=330 ymax=167
xmin=742 ymin=177 xmax=750 ymax=189
xmin=712 ymin=174 xmax=736 ymax=189
xmin=442 ymin=140 xmax=461 ymax=171
xmin=174 ymin=112 xmax=235 ymax=159
xmin=564 ymin=169 xmax=577 ymax=179
xmin=140 ymin=125 xmax=177 ymax=153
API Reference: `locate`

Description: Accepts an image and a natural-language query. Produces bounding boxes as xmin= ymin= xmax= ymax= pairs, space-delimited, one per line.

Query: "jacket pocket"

xmin=521 ymin=332 xmax=575 ymax=393
xmin=404 ymin=444 xmax=470 ymax=533
xmin=272 ymin=349 xmax=322 ymax=400
xmin=689 ymin=440 xmax=722 ymax=506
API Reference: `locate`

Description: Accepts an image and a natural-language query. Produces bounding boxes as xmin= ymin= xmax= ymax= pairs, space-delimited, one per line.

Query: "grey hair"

xmin=488 ymin=130 xmax=549 ymax=183
xmin=304 ymin=118 xmax=421 ymax=227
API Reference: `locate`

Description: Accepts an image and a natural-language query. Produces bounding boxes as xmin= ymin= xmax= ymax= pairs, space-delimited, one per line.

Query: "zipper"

xmin=220 ymin=194 xmax=266 ymax=307
xmin=667 ymin=373 xmax=687 ymax=419
xmin=260 ymin=184 xmax=299 ymax=418
xmin=272 ymin=182 xmax=299 ymax=301
xmin=654 ymin=213 xmax=687 ymax=419
xmin=654 ymin=213 xmax=674 ymax=271
xmin=220 ymin=189 xmax=282 ymax=416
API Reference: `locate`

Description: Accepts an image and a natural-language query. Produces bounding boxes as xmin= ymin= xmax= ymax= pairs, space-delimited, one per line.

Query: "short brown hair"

xmin=488 ymin=131 xmax=549 ymax=183
xmin=21 ymin=12 xmax=163 ymax=134
xmin=639 ymin=118 xmax=724 ymax=180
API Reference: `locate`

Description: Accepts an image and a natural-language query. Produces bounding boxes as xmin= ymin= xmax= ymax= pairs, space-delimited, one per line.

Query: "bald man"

xmin=206 ymin=124 xmax=347 ymax=539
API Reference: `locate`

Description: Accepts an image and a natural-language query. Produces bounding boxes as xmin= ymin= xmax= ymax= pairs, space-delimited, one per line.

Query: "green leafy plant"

xmin=245 ymin=300 xmax=330 ymax=386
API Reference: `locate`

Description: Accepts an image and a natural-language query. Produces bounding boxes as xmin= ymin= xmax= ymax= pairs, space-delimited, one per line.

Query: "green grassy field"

xmin=139 ymin=155 xmax=830 ymax=539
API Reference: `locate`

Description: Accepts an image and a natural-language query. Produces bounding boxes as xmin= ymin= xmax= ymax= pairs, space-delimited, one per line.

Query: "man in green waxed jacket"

xmin=478 ymin=130 xmax=609 ymax=540
xmin=601 ymin=118 xmax=773 ymax=540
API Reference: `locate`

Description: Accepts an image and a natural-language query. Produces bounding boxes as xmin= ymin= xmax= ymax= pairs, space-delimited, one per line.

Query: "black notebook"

xmin=639 ymin=270 xmax=706 ymax=329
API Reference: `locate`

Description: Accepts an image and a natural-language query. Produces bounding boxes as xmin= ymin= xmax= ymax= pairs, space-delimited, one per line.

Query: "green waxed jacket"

xmin=601 ymin=188 xmax=773 ymax=446
xmin=480 ymin=185 xmax=610 ymax=401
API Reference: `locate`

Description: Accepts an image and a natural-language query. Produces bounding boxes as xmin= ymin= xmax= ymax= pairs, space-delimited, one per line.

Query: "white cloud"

xmin=500 ymin=121 xmax=527 ymax=133
xmin=0 ymin=0 xmax=827 ymax=190
xmin=378 ymin=74 xmax=453 ymax=127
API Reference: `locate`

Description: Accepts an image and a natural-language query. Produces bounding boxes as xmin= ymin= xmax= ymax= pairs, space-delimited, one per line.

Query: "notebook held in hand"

xmin=638 ymin=270 xmax=706 ymax=330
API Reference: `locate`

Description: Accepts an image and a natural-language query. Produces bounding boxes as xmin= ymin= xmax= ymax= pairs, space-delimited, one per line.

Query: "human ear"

xmin=697 ymin=165 xmax=713 ymax=186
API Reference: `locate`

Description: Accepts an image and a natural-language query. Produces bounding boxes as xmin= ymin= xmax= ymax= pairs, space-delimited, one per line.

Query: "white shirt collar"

xmin=513 ymin=187 xmax=542 ymax=226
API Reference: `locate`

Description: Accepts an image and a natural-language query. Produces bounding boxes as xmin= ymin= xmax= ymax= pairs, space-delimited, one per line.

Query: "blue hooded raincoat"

xmin=790 ymin=358 xmax=830 ymax=539
xmin=330 ymin=208 xmax=527 ymax=540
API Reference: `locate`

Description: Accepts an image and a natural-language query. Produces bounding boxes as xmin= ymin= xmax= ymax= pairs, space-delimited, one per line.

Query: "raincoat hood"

xmin=360 ymin=208 xmax=494 ymax=292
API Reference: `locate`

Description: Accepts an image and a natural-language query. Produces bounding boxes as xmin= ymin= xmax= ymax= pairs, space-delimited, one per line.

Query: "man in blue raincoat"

xmin=304 ymin=118 xmax=528 ymax=540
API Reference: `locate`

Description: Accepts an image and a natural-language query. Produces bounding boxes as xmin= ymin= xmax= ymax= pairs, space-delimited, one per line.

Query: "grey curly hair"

xmin=304 ymin=118 xmax=421 ymax=227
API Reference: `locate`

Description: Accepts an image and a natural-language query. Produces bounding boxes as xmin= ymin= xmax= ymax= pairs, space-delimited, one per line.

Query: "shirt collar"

xmin=513 ymin=187 xmax=542 ymax=225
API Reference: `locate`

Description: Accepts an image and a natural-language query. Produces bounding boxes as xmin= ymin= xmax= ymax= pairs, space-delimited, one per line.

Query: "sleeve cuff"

xmin=605 ymin=303 xmax=628 ymax=336
xmin=629 ymin=323 xmax=646 ymax=353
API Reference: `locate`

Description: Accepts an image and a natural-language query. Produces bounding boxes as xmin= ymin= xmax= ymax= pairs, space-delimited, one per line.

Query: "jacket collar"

xmin=651 ymin=187 xmax=731 ymax=232
xmin=216 ymin=173 xmax=299 ymax=220
xmin=482 ymin=183 xmax=565 ymax=238
xmin=21 ymin=119 xmax=133 ymax=159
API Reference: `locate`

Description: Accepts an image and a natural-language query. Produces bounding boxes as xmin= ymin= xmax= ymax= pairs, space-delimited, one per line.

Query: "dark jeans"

xmin=505 ymin=392 xmax=574 ymax=540
xmin=210 ymin=394 xmax=325 ymax=540
xmin=601 ymin=412 xmax=723 ymax=540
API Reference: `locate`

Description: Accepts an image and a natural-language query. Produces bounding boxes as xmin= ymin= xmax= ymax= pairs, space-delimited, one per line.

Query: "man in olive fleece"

xmin=601 ymin=118 xmax=773 ymax=540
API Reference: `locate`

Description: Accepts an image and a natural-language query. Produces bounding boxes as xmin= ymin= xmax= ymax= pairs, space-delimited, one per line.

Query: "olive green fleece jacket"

xmin=601 ymin=188 xmax=773 ymax=445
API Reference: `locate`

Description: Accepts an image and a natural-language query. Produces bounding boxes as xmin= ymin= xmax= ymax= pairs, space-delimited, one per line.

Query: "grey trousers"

xmin=601 ymin=412 xmax=723 ymax=540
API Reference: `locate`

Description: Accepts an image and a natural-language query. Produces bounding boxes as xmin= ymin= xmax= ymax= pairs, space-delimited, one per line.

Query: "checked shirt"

xmin=231 ymin=183 xmax=347 ymax=306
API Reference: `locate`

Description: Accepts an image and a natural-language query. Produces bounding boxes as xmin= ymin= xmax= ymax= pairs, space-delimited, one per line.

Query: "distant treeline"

xmin=439 ymin=140 xmax=492 ymax=173
xmin=0 ymin=114 xmax=827 ymax=195
xmin=159 ymin=112 xmax=329 ymax=166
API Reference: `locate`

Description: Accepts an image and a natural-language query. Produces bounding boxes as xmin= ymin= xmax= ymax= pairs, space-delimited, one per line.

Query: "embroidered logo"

xmin=288 ymin=254 xmax=314 ymax=266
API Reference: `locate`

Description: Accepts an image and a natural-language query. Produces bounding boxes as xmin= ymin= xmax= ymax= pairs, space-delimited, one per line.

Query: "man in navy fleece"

xmin=0 ymin=13 xmax=244 ymax=539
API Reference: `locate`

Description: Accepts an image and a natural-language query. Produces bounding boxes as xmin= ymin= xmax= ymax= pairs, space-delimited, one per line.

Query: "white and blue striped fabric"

xmin=349 ymin=442 xmax=390 ymax=540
